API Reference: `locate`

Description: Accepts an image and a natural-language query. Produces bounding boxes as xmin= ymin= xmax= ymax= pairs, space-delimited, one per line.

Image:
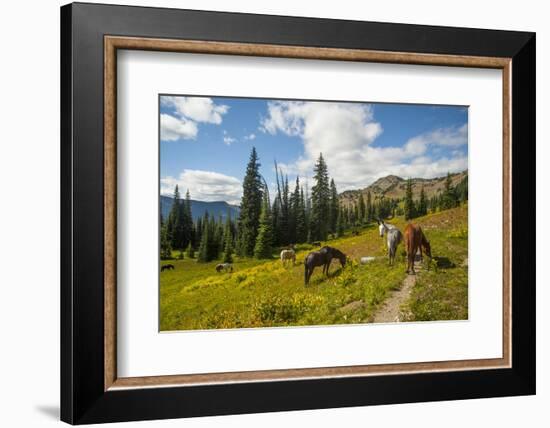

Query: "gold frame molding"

xmin=104 ymin=36 xmax=512 ymax=391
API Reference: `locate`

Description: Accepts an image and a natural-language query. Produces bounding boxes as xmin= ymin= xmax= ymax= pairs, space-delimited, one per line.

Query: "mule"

xmin=304 ymin=246 xmax=347 ymax=285
xmin=404 ymin=224 xmax=431 ymax=274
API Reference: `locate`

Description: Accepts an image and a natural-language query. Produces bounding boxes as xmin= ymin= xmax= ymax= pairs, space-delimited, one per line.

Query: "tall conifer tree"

xmin=366 ymin=191 xmax=373 ymax=222
xmin=418 ymin=186 xmax=427 ymax=216
xmin=237 ymin=148 xmax=263 ymax=257
xmin=404 ymin=178 xmax=415 ymax=220
xmin=329 ymin=179 xmax=339 ymax=233
xmin=310 ymin=153 xmax=331 ymax=241
xmin=222 ymin=213 xmax=234 ymax=263
xmin=357 ymin=193 xmax=366 ymax=224
xmin=254 ymin=186 xmax=273 ymax=259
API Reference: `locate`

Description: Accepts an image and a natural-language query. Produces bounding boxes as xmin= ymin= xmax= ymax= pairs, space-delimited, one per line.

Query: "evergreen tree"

xmin=404 ymin=178 xmax=415 ymax=220
xmin=194 ymin=217 xmax=203 ymax=250
xmin=441 ymin=172 xmax=458 ymax=210
xmin=336 ymin=208 xmax=344 ymax=237
xmin=271 ymin=199 xmax=280 ymax=246
xmin=197 ymin=214 xmax=210 ymax=263
xmin=185 ymin=242 xmax=194 ymax=259
xmin=310 ymin=153 xmax=331 ymax=241
xmin=295 ymin=186 xmax=307 ymax=243
xmin=272 ymin=163 xmax=290 ymax=246
xmin=418 ymin=185 xmax=427 ymax=216
xmin=160 ymin=218 xmax=172 ymax=259
xmin=366 ymin=191 xmax=373 ymax=223
xmin=289 ymin=177 xmax=300 ymax=242
xmin=237 ymin=148 xmax=263 ymax=257
xmin=222 ymin=213 xmax=234 ymax=263
xmin=209 ymin=215 xmax=222 ymax=260
xmin=166 ymin=185 xmax=183 ymax=249
xmin=254 ymin=186 xmax=273 ymax=259
xmin=357 ymin=193 xmax=366 ymax=224
xmin=181 ymin=190 xmax=194 ymax=250
xmin=455 ymin=174 xmax=468 ymax=203
xmin=349 ymin=204 xmax=357 ymax=227
xmin=329 ymin=179 xmax=339 ymax=233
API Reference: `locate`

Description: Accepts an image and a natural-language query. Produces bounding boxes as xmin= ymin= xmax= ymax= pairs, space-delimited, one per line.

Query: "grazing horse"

xmin=404 ymin=224 xmax=432 ymax=274
xmin=304 ymin=246 xmax=347 ymax=285
xmin=386 ymin=228 xmax=403 ymax=266
xmin=161 ymin=264 xmax=174 ymax=272
xmin=215 ymin=263 xmax=233 ymax=273
xmin=280 ymin=249 xmax=296 ymax=265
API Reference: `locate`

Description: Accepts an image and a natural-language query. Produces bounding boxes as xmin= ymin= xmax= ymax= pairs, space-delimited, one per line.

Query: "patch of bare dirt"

xmin=372 ymin=260 xmax=422 ymax=323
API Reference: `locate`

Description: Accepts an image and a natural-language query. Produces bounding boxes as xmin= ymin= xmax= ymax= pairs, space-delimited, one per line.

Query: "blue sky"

xmin=160 ymin=95 xmax=468 ymax=204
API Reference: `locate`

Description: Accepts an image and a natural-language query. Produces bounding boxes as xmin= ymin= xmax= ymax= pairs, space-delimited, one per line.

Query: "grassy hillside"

xmin=160 ymin=204 xmax=469 ymax=331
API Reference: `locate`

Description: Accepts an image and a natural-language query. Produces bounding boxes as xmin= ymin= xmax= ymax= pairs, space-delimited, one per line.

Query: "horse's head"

xmin=339 ymin=252 xmax=347 ymax=267
xmin=378 ymin=222 xmax=386 ymax=237
xmin=423 ymin=240 xmax=432 ymax=259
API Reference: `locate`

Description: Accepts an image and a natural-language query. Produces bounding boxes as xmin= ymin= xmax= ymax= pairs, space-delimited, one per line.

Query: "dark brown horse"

xmin=304 ymin=246 xmax=347 ymax=285
xmin=404 ymin=224 xmax=431 ymax=274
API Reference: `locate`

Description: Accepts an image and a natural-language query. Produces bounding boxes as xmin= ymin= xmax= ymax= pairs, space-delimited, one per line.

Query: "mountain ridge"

xmin=339 ymin=170 xmax=467 ymax=205
xmin=160 ymin=195 xmax=240 ymax=222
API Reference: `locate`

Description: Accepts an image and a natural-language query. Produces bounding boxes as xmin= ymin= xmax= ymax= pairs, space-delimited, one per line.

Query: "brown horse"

xmin=404 ymin=224 xmax=431 ymax=274
xmin=304 ymin=246 xmax=347 ymax=285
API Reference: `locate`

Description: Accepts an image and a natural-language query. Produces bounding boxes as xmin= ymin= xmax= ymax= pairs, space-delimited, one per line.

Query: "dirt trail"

xmin=372 ymin=259 xmax=422 ymax=323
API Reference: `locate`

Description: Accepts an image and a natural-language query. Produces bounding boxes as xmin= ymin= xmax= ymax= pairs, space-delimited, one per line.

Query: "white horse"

xmin=378 ymin=219 xmax=402 ymax=264
xmin=386 ymin=228 xmax=403 ymax=266
xmin=377 ymin=219 xmax=396 ymax=237
xmin=280 ymin=249 xmax=296 ymax=266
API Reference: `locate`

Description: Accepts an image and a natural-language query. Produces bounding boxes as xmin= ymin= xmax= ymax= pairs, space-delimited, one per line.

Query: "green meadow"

xmin=160 ymin=204 xmax=469 ymax=331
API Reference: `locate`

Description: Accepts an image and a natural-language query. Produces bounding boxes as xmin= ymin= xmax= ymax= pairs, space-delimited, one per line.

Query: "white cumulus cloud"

xmin=161 ymin=169 xmax=242 ymax=205
xmin=260 ymin=100 xmax=468 ymax=190
xmin=160 ymin=96 xmax=229 ymax=142
xmin=160 ymin=113 xmax=198 ymax=141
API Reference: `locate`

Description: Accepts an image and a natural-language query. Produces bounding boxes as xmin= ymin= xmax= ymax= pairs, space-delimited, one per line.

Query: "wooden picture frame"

xmin=61 ymin=2 xmax=535 ymax=424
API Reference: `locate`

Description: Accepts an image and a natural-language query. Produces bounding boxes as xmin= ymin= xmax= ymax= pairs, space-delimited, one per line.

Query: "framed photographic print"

xmin=61 ymin=2 xmax=535 ymax=424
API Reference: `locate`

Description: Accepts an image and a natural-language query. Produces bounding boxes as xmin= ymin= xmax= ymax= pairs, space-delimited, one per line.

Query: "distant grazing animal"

xmin=280 ymin=249 xmax=296 ymax=265
xmin=311 ymin=241 xmax=322 ymax=247
xmin=404 ymin=224 xmax=432 ymax=274
xmin=215 ymin=263 xmax=233 ymax=273
xmin=352 ymin=230 xmax=360 ymax=236
xmin=161 ymin=264 xmax=174 ymax=272
xmin=386 ymin=228 xmax=403 ymax=266
xmin=304 ymin=246 xmax=347 ymax=285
